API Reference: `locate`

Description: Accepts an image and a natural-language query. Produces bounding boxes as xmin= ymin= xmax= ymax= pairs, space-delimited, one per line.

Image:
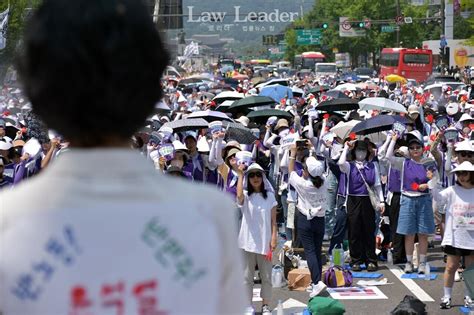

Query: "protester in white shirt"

xmin=288 ymin=143 xmax=328 ymax=298
xmin=429 ymin=161 xmax=474 ymax=309
xmin=237 ymin=163 xmax=277 ymax=315
xmin=0 ymin=1 xmax=246 ymax=314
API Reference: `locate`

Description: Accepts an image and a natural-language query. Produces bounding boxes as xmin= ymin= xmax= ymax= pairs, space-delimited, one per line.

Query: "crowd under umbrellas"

xmin=1 ymin=68 xmax=474 ymax=312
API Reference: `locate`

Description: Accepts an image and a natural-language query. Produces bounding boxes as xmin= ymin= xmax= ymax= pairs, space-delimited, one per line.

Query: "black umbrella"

xmin=5 ymin=125 xmax=19 ymax=140
xmin=227 ymin=96 xmax=276 ymax=113
xmin=316 ymin=99 xmax=359 ymax=112
xmin=247 ymin=109 xmax=293 ymax=123
xmin=161 ymin=118 xmax=209 ymax=133
xmin=308 ymin=85 xmax=331 ymax=94
xmin=222 ymin=121 xmax=257 ymax=144
xmin=351 ymin=115 xmax=409 ymax=136
xmin=323 ymin=89 xmax=350 ymax=99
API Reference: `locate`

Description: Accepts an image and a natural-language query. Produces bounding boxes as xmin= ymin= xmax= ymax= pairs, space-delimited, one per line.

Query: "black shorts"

xmin=444 ymin=245 xmax=474 ymax=257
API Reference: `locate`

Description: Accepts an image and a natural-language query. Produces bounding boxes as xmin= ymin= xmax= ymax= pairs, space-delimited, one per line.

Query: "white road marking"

xmin=389 ymin=266 xmax=435 ymax=302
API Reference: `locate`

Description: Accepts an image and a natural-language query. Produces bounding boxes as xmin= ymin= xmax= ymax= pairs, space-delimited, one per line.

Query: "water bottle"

xmin=277 ymin=299 xmax=284 ymax=315
xmin=387 ymin=249 xmax=393 ymax=266
xmin=333 ymin=244 xmax=343 ymax=266
xmin=424 ymin=262 xmax=431 ymax=281
xmin=272 ymin=265 xmax=283 ymax=288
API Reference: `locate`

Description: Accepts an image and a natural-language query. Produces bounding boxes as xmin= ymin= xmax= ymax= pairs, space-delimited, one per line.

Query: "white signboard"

xmin=339 ymin=17 xmax=366 ymax=37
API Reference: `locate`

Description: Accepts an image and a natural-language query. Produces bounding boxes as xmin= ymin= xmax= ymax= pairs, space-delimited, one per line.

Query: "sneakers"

xmin=404 ymin=262 xmax=414 ymax=273
xmin=367 ymin=263 xmax=378 ymax=272
xmin=418 ymin=262 xmax=426 ymax=274
xmin=465 ymin=296 xmax=473 ymax=308
xmin=306 ymin=283 xmax=314 ymax=292
xmin=261 ymin=304 xmax=272 ymax=315
xmin=352 ymin=264 xmax=362 ymax=272
xmin=310 ymin=281 xmax=327 ymax=298
xmin=440 ymin=296 xmax=451 ymax=309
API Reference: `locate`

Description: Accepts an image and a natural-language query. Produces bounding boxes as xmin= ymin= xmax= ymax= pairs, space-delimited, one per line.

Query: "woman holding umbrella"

xmin=386 ymin=131 xmax=437 ymax=274
xmin=338 ymin=140 xmax=384 ymax=272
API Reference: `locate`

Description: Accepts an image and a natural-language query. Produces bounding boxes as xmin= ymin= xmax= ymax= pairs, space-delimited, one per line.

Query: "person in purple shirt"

xmin=0 ymin=157 xmax=13 ymax=190
xmin=338 ymin=140 xmax=384 ymax=272
xmin=7 ymin=145 xmax=30 ymax=186
xmin=386 ymin=131 xmax=437 ymax=274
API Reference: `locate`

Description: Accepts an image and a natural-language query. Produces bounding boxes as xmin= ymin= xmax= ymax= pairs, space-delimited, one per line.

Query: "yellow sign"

xmin=454 ymin=47 xmax=468 ymax=67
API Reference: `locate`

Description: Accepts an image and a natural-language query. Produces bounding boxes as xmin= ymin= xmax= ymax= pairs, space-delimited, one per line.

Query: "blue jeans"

xmin=297 ymin=211 xmax=325 ymax=284
xmin=397 ymin=194 xmax=435 ymax=235
xmin=325 ymin=172 xmax=338 ymax=237
xmin=329 ymin=195 xmax=347 ymax=255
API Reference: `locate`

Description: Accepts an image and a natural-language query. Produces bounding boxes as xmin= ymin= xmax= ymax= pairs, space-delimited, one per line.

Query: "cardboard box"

xmin=287 ymin=268 xmax=312 ymax=291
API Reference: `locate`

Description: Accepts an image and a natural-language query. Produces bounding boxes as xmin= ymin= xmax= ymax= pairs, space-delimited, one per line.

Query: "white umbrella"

xmin=358 ymin=97 xmax=407 ymax=113
xmin=212 ymin=91 xmax=244 ymax=102
xmin=334 ymin=83 xmax=358 ymax=91
xmin=330 ymin=120 xmax=360 ymax=140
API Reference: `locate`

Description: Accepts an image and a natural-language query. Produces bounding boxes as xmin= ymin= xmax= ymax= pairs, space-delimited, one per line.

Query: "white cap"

xmin=451 ymin=161 xmax=474 ymax=173
xmin=446 ymin=102 xmax=459 ymax=116
xmin=197 ymin=137 xmax=210 ymax=153
xmin=236 ymin=116 xmax=250 ymax=127
xmin=455 ymin=140 xmax=474 ymax=152
xmin=408 ymin=105 xmax=420 ymax=114
xmin=305 ymin=156 xmax=324 ymax=177
xmin=245 ymin=162 xmax=265 ymax=175
xmin=459 ymin=113 xmax=473 ymax=122
xmin=396 ymin=146 xmax=409 ymax=158
xmin=172 ymin=140 xmax=188 ymax=151
xmin=0 ymin=141 xmax=12 ymax=150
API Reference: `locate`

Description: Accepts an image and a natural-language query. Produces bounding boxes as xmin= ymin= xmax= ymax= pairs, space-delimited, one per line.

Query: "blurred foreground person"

xmin=0 ymin=0 xmax=245 ymax=314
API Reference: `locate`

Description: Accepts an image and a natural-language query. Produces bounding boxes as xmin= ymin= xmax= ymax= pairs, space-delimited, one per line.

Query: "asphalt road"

xmin=250 ymin=242 xmax=469 ymax=315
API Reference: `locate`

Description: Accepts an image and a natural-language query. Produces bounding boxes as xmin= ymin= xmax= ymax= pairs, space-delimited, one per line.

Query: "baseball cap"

xmin=305 ymin=156 xmax=324 ymax=177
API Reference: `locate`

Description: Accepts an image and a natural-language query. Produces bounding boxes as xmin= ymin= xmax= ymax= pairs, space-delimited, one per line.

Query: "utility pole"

xmin=441 ymin=0 xmax=445 ymax=36
xmin=153 ymin=0 xmax=159 ymax=24
xmin=396 ymin=0 xmax=400 ymax=47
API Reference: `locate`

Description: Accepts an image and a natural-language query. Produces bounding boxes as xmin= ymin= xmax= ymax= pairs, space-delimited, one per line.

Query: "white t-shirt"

xmin=0 ymin=149 xmax=246 ymax=315
xmin=238 ymin=192 xmax=277 ymax=255
xmin=439 ymin=185 xmax=474 ymax=250
xmin=289 ymin=172 xmax=327 ymax=219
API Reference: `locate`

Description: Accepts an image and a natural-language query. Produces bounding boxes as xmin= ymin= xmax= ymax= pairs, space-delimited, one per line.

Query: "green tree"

xmin=285 ymin=0 xmax=442 ymax=67
xmin=0 ymin=0 xmax=42 ymax=80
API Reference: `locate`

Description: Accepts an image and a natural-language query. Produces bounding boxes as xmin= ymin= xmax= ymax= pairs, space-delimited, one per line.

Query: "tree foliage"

xmin=0 ymin=0 xmax=42 ymax=79
xmin=285 ymin=0 xmax=450 ymax=67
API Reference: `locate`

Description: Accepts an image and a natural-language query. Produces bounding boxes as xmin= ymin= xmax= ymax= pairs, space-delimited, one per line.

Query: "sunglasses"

xmin=248 ymin=172 xmax=262 ymax=179
xmin=457 ymin=171 xmax=471 ymax=177
xmin=458 ymin=151 xmax=474 ymax=158
xmin=408 ymin=146 xmax=422 ymax=151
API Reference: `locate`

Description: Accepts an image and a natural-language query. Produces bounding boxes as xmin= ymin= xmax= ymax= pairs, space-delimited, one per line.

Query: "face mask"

xmin=355 ymin=149 xmax=367 ymax=161
xmin=278 ymin=129 xmax=290 ymax=138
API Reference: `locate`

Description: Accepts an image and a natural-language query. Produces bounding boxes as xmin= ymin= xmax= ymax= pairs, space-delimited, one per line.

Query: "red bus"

xmin=380 ymin=48 xmax=433 ymax=83
xmin=294 ymin=51 xmax=326 ymax=70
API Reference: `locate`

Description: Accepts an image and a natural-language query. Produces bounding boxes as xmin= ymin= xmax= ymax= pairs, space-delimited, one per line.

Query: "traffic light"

xmin=439 ymin=46 xmax=445 ymax=57
xmin=322 ymin=23 xmax=329 ymax=29
xmin=444 ymin=47 xmax=450 ymax=67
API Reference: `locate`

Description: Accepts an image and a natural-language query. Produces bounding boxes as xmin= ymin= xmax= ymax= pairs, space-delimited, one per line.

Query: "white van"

xmin=315 ymin=62 xmax=337 ymax=77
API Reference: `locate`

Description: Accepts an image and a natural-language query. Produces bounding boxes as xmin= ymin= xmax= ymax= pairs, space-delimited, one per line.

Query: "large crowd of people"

xmin=0 ymin=0 xmax=473 ymax=314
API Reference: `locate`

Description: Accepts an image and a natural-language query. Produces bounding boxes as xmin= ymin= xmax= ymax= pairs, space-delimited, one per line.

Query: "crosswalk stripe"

xmin=389 ymin=266 xmax=435 ymax=302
